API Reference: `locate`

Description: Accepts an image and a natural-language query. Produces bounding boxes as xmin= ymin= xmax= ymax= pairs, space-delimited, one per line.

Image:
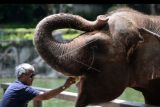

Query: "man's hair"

xmin=15 ymin=63 xmax=35 ymax=78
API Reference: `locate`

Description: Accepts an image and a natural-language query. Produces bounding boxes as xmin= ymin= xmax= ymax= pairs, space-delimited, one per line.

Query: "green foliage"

xmin=0 ymin=28 xmax=34 ymax=40
xmin=58 ymin=29 xmax=82 ymax=40
xmin=63 ymin=33 xmax=80 ymax=40
xmin=0 ymin=28 xmax=81 ymax=41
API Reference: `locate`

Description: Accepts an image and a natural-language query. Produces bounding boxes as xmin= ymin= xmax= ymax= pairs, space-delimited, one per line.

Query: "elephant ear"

xmin=138 ymin=27 xmax=160 ymax=42
xmin=124 ymin=29 xmax=143 ymax=62
xmin=127 ymin=28 xmax=160 ymax=62
xmin=137 ymin=28 xmax=160 ymax=80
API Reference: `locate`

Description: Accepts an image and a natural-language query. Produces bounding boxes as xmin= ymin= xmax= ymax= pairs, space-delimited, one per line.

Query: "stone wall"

xmin=0 ymin=40 xmax=63 ymax=78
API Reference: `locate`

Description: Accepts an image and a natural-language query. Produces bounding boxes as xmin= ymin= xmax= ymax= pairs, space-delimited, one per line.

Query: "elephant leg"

xmin=75 ymin=93 xmax=88 ymax=107
xmin=134 ymin=79 xmax=160 ymax=106
xmin=75 ymin=76 xmax=89 ymax=107
xmin=75 ymin=74 xmax=126 ymax=107
xmin=142 ymin=91 xmax=160 ymax=106
xmin=142 ymin=79 xmax=160 ymax=106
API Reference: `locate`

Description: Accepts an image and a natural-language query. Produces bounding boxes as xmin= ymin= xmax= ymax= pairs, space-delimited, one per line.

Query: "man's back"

xmin=0 ymin=80 xmax=39 ymax=107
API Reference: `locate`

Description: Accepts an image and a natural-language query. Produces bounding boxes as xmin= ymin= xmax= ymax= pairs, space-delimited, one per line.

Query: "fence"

xmin=0 ymin=83 xmax=157 ymax=107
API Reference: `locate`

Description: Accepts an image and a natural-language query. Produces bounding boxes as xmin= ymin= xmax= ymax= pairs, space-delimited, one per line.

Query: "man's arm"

xmin=33 ymin=77 xmax=76 ymax=101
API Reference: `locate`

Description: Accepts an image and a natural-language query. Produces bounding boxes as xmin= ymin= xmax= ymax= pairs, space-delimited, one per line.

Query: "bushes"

xmin=0 ymin=28 xmax=81 ymax=41
xmin=0 ymin=28 xmax=34 ymax=40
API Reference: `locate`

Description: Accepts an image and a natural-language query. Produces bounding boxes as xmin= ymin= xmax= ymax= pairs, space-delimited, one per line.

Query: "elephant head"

xmin=34 ymin=8 xmax=160 ymax=107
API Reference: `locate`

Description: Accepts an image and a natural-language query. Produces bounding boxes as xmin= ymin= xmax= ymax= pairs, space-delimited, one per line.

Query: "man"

xmin=0 ymin=63 xmax=76 ymax=107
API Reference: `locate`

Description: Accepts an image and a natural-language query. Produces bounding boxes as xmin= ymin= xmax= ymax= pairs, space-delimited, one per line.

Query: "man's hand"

xmin=63 ymin=77 xmax=76 ymax=88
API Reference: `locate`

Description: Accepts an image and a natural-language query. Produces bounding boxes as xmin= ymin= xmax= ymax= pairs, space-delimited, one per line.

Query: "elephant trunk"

xmin=34 ymin=13 xmax=107 ymax=76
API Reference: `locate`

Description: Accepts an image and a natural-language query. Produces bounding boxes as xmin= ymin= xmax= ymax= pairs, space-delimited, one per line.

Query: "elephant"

xmin=34 ymin=7 xmax=160 ymax=107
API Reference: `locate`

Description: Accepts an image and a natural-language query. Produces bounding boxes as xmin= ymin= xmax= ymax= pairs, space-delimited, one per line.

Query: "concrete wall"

xmin=0 ymin=40 xmax=63 ymax=78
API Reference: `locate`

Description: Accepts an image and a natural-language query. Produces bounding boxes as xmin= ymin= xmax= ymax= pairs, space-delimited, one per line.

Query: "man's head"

xmin=15 ymin=63 xmax=36 ymax=85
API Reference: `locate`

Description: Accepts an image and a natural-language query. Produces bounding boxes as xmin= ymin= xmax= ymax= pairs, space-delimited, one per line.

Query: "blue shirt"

xmin=0 ymin=80 xmax=40 ymax=107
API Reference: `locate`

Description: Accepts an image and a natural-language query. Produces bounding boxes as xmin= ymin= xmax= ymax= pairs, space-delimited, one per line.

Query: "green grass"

xmin=0 ymin=77 xmax=144 ymax=107
xmin=119 ymin=88 xmax=144 ymax=103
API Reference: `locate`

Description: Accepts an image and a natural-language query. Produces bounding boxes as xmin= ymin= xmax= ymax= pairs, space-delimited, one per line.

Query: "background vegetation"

xmin=0 ymin=4 xmax=159 ymax=41
xmin=0 ymin=4 xmax=159 ymax=25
